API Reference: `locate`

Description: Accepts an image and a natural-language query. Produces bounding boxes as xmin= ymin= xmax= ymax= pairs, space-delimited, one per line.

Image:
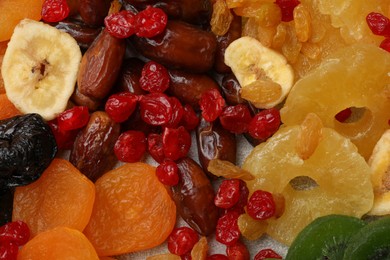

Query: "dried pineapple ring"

xmin=242 ymin=119 xmax=373 ymax=245
xmin=281 ymin=44 xmax=390 ymax=159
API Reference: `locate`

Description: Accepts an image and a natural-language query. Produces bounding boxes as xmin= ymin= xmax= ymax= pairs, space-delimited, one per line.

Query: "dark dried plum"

xmin=0 ymin=114 xmax=57 ymax=192
xmin=0 ymin=188 xmax=14 ymax=226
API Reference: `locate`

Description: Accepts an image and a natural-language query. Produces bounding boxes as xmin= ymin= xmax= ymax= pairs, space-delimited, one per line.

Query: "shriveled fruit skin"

xmin=281 ymin=44 xmax=390 ymax=159
xmin=17 ymin=226 xmax=99 ymax=260
xmin=242 ymin=125 xmax=373 ymax=245
xmin=84 ymin=162 xmax=176 ymax=256
xmin=13 ymin=158 xmax=95 ymax=237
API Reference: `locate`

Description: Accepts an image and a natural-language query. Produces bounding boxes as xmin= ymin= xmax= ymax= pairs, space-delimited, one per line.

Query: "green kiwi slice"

xmin=285 ymin=214 xmax=366 ymax=260
xmin=343 ymin=216 xmax=390 ymax=260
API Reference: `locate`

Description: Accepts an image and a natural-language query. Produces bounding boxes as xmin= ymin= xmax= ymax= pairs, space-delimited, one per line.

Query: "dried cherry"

xmin=156 ymin=160 xmax=179 ymax=186
xmin=104 ymin=10 xmax=137 ymax=39
xmin=162 ymin=126 xmax=191 ymax=161
xmin=139 ymin=93 xmax=173 ymax=125
xmin=215 ymin=210 xmax=241 ymax=246
xmin=219 ymin=104 xmax=252 ymax=134
xmin=274 ymin=0 xmax=300 ymax=22
xmin=105 ymin=92 xmax=138 ymax=123
xmin=139 ymin=61 xmax=170 ymax=93
xmin=199 ymin=88 xmax=225 ymax=122
xmin=0 ymin=221 xmax=30 ymax=246
xmin=167 ymin=227 xmax=199 ymax=256
xmin=215 ymin=179 xmax=241 ymax=209
xmin=366 ymin=12 xmax=390 ymax=37
xmin=41 ymin=0 xmax=70 ymax=23
xmin=226 ymin=240 xmax=250 ymax=260
xmin=114 ymin=130 xmax=146 ymax=163
xmin=254 ymin=249 xmax=282 ymax=260
xmin=246 ymin=190 xmax=276 ymax=220
xmin=248 ymin=108 xmax=281 ymax=140
xmin=147 ymin=133 xmax=165 ymax=163
xmin=135 ymin=6 xmax=168 ymax=38
xmin=57 ymin=106 xmax=89 ymax=131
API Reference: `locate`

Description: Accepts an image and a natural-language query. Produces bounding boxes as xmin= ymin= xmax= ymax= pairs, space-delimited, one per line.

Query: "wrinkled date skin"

xmin=0 ymin=114 xmax=57 ymax=192
xmin=196 ymin=118 xmax=236 ymax=178
xmin=168 ymin=70 xmax=220 ymax=111
xmin=70 ymin=111 xmax=120 ymax=182
xmin=171 ymin=157 xmax=219 ymax=236
xmin=54 ymin=20 xmax=102 ymax=49
xmin=78 ymin=0 xmax=111 ymax=26
xmin=221 ymin=73 xmax=245 ymax=106
xmin=131 ymin=20 xmax=217 ymax=73
xmin=112 ymin=58 xmax=147 ymax=95
xmin=76 ymin=29 xmax=126 ymax=108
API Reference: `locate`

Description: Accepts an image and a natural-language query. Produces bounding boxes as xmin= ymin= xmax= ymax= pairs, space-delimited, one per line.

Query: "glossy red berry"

xmin=0 ymin=241 xmax=18 ymax=260
xmin=248 ymin=108 xmax=281 ymax=140
xmin=0 ymin=221 xmax=30 ymax=246
xmin=226 ymin=240 xmax=250 ymax=260
xmin=156 ymin=160 xmax=179 ymax=186
xmin=207 ymin=254 xmax=229 ymax=260
xmin=274 ymin=0 xmax=300 ymax=22
xmin=254 ymin=249 xmax=282 ymax=260
xmin=41 ymin=0 xmax=70 ymax=23
xmin=139 ymin=93 xmax=173 ymax=125
xmin=114 ymin=130 xmax=146 ymax=162
xmin=48 ymin=119 xmax=79 ymax=150
xmin=139 ymin=61 xmax=170 ymax=93
xmin=199 ymin=88 xmax=225 ymax=122
xmin=215 ymin=179 xmax=241 ymax=209
xmin=380 ymin=37 xmax=390 ymax=52
xmin=219 ymin=104 xmax=252 ymax=134
xmin=180 ymin=104 xmax=200 ymax=131
xmin=105 ymin=92 xmax=138 ymax=123
xmin=247 ymin=190 xmax=276 ymax=220
xmin=147 ymin=133 xmax=165 ymax=163
xmin=366 ymin=12 xmax=390 ymax=37
xmin=167 ymin=227 xmax=199 ymax=256
xmin=164 ymin=97 xmax=184 ymax=128
xmin=104 ymin=10 xmax=137 ymax=38
xmin=215 ymin=210 xmax=241 ymax=246
xmin=136 ymin=6 xmax=168 ymax=38
xmin=162 ymin=126 xmax=192 ymax=161
xmin=335 ymin=107 xmax=352 ymax=122
xmin=57 ymin=106 xmax=89 ymax=132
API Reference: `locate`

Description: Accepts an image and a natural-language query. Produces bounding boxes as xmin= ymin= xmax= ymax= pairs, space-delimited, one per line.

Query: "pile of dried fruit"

xmin=0 ymin=0 xmax=389 ymax=259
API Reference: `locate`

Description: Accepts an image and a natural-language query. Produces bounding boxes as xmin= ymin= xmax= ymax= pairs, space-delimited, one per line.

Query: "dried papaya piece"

xmin=0 ymin=94 xmax=21 ymax=120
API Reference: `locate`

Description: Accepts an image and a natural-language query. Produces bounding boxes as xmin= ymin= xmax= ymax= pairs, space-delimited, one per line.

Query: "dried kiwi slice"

xmin=343 ymin=216 xmax=390 ymax=260
xmin=285 ymin=214 xmax=366 ymax=260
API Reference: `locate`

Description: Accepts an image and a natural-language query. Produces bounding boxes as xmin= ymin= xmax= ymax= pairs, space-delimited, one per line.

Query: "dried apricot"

xmin=13 ymin=158 xmax=95 ymax=237
xmin=0 ymin=94 xmax=21 ymax=120
xmin=0 ymin=41 xmax=8 ymax=94
xmin=83 ymin=162 xmax=176 ymax=256
xmin=17 ymin=226 xmax=99 ymax=260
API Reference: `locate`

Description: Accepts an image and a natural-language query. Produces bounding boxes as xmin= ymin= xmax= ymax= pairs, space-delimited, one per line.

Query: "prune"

xmin=0 ymin=189 xmax=14 ymax=226
xmin=0 ymin=114 xmax=57 ymax=192
xmin=54 ymin=20 xmax=102 ymax=49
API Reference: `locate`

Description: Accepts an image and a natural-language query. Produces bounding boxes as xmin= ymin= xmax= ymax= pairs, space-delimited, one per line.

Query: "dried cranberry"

xmin=247 ymin=190 xmax=276 ymax=220
xmin=199 ymin=88 xmax=225 ymax=122
xmin=57 ymin=106 xmax=89 ymax=131
xmin=335 ymin=108 xmax=352 ymax=122
xmin=215 ymin=179 xmax=241 ymax=209
xmin=181 ymin=253 xmax=192 ymax=260
xmin=254 ymin=249 xmax=282 ymax=260
xmin=180 ymin=104 xmax=200 ymax=131
xmin=105 ymin=92 xmax=138 ymax=123
xmin=232 ymin=180 xmax=249 ymax=213
xmin=248 ymin=108 xmax=281 ymax=140
xmin=0 ymin=241 xmax=18 ymax=260
xmin=139 ymin=93 xmax=173 ymax=125
xmin=0 ymin=221 xmax=30 ymax=246
xmin=274 ymin=0 xmax=300 ymax=22
xmin=147 ymin=133 xmax=165 ymax=163
xmin=140 ymin=61 xmax=170 ymax=93
xmin=164 ymin=97 xmax=184 ymax=128
xmin=207 ymin=254 xmax=229 ymax=260
xmin=48 ymin=119 xmax=78 ymax=150
xmin=136 ymin=6 xmax=168 ymax=38
xmin=226 ymin=241 xmax=250 ymax=260
xmin=114 ymin=130 xmax=146 ymax=162
xmin=104 ymin=10 xmax=137 ymax=39
xmin=380 ymin=37 xmax=390 ymax=52
xmin=41 ymin=0 xmax=70 ymax=23
xmin=219 ymin=104 xmax=252 ymax=134
xmin=156 ymin=160 xmax=179 ymax=186
xmin=162 ymin=126 xmax=192 ymax=161
xmin=215 ymin=210 xmax=241 ymax=246
xmin=366 ymin=12 xmax=390 ymax=37
xmin=167 ymin=227 xmax=199 ymax=256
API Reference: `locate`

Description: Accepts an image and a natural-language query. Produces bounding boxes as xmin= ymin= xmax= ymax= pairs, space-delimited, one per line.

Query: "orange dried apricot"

xmin=0 ymin=94 xmax=21 ymax=120
xmin=84 ymin=162 xmax=176 ymax=256
xmin=13 ymin=158 xmax=95 ymax=237
xmin=17 ymin=227 xmax=99 ymax=260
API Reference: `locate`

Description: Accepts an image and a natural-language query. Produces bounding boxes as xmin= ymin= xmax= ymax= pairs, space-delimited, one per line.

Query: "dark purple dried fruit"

xmin=0 ymin=188 xmax=14 ymax=226
xmin=54 ymin=20 xmax=102 ymax=49
xmin=0 ymin=114 xmax=57 ymax=192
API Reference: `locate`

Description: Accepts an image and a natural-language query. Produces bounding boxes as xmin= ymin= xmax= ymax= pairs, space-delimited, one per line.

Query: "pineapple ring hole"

xmin=289 ymin=176 xmax=318 ymax=191
xmin=333 ymin=107 xmax=373 ymax=139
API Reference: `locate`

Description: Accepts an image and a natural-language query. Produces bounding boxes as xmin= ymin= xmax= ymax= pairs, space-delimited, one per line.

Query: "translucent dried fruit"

xmin=234 ymin=2 xmax=281 ymax=27
xmin=295 ymin=113 xmax=323 ymax=160
xmin=237 ymin=213 xmax=268 ymax=240
xmin=293 ymin=4 xmax=312 ymax=42
xmin=254 ymin=249 xmax=282 ymax=260
xmin=191 ymin=236 xmax=208 ymax=260
xmin=211 ymin=0 xmax=233 ymax=36
xmin=241 ymin=80 xmax=282 ymax=109
xmin=207 ymin=159 xmax=254 ymax=181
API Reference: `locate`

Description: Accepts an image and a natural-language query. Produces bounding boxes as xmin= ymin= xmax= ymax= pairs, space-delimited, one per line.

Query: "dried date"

xmin=112 ymin=58 xmax=147 ymax=95
xmin=78 ymin=0 xmax=111 ymax=27
xmin=54 ymin=20 xmax=102 ymax=49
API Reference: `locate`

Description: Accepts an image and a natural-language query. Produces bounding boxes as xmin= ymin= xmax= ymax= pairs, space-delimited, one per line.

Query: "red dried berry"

xmin=180 ymin=104 xmax=200 ymax=131
xmin=114 ymin=130 xmax=146 ymax=162
xmin=219 ymin=104 xmax=252 ymax=134
xmin=48 ymin=119 xmax=79 ymax=150
xmin=226 ymin=240 xmax=250 ymax=260
xmin=0 ymin=241 xmax=18 ymax=260
xmin=140 ymin=61 xmax=170 ymax=93
xmin=135 ymin=6 xmax=168 ymax=38
xmin=274 ymin=0 xmax=300 ymax=22
xmin=139 ymin=93 xmax=173 ymax=125
xmin=199 ymin=88 xmax=225 ymax=122
xmin=247 ymin=190 xmax=276 ymax=220
xmin=57 ymin=106 xmax=89 ymax=132
xmin=164 ymin=97 xmax=184 ymax=128
xmin=366 ymin=12 xmax=390 ymax=37
xmin=335 ymin=107 xmax=352 ymax=122
xmin=104 ymin=10 xmax=137 ymax=39
xmin=167 ymin=227 xmax=199 ymax=256
xmin=380 ymin=37 xmax=390 ymax=52
xmin=254 ymin=249 xmax=282 ymax=260
xmin=207 ymin=254 xmax=229 ymax=260
xmin=147 ymin=133 xmax=165 ymax=163
xmin=215 ymin=179 xmax=241 ymax=209
xmin=181 ymin=253 xmax=192 ymax=260
xmin=156 ymin=160 xmax=179 ymax=186
xmin=105 ymin=92 xmax=138 ymax=123
xmin=0 ymin=221 xmax=30 ymax=246
xmin=162 ymin=126 xmax=192 ymax=161
xmin=215 ymin=210 xmax=241 ymax=246
xmin=248 ymin=108 xmax=281 ymax=140
xmin=41 ymin=0 xmax=70 ymax=23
